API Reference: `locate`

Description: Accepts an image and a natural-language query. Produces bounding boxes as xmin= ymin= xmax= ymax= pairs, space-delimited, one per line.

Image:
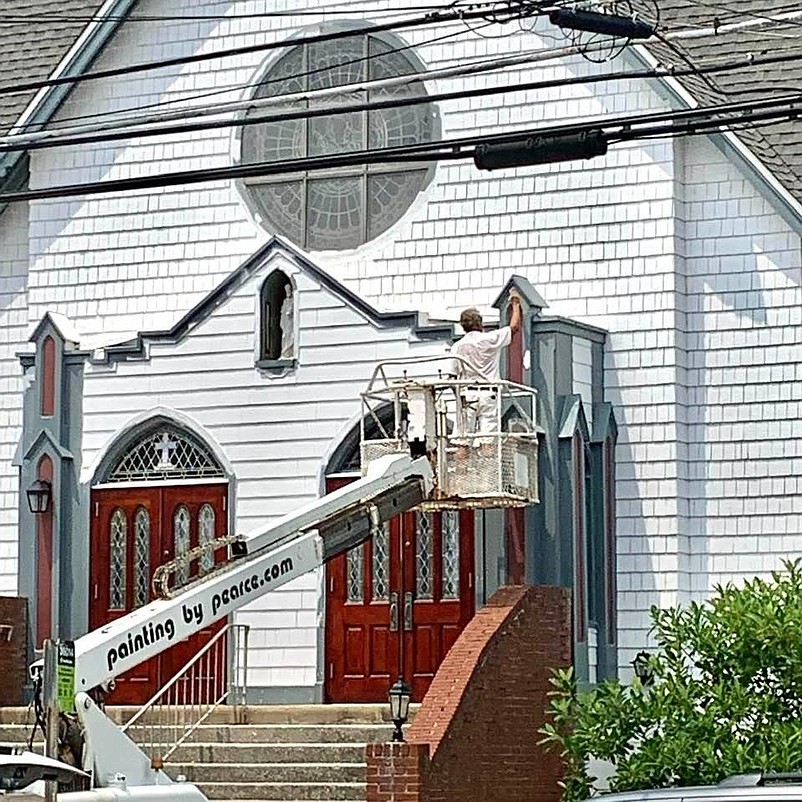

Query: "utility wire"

xmin=13 ymin=17 xmax=487 ymax=134
xmin=3 ymin=39 xmax=596 ymax=147
xmin=8 ymin=3 xmax=796 ymax=143
xmin=0 ymin=2 xmax=542 ymax=98
xmin=1 ymin=91 xmax=799 ymax=204
xmin=0 ymin=6 xmax=467 ymax=23
xmin=9 ymin=22 xmax=500 ymax=134
xmin=5 ymin=47 xmax=802 ymax=155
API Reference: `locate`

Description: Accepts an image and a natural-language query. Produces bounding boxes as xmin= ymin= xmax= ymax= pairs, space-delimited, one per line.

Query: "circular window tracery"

xmin=239 ymin=26 xmax=439 ymax=251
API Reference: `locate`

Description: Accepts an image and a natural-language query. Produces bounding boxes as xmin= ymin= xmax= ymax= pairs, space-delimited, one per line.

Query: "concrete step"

xmin=0 ymin=704 xmax=416 ymax=727
xmin=196 ymin=781 xmax=366 ymax=800
xmin=0 ymin=724 xmax=40 ymax=745
xmin=169 ymin=743 xmax=367 ymax=764
xmin=127 ymin=723 xmax=391 ymax=744
xmin=170 ymin=762 xmax=366 ymax=784
xmin=114 ymin=705 xmax=397 ymax=727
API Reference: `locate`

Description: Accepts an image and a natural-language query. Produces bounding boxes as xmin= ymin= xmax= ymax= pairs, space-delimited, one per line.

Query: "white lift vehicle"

xmin=34 ymin=365 xmax=540 ymax=802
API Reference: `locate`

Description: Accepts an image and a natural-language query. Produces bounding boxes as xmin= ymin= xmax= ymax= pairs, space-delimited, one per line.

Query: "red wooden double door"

xmin=325 ymin=478 xmax=475 ymax=702
xmin=89 ymin=483 xmax=228 ymax=704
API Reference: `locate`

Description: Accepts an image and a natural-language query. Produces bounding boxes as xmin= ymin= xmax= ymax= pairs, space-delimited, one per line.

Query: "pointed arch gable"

xmin=82 ymin=406 xmax=234 ymax=486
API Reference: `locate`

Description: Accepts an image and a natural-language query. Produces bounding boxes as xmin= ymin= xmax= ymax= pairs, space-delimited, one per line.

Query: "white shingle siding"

xmin=0 ymin=201 xmax=29 ymax=594
xmin=0 ymin=0 xmax=797 ymax=680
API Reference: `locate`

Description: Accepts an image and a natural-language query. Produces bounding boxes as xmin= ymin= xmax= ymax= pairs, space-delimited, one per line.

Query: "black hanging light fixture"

xmin=388 ymin=677 xmax=412 ymax=742
xmin=26 ymin=479 xmax=52 ymax=515
xmin=632 ymin=650 xmax=655 ymax=686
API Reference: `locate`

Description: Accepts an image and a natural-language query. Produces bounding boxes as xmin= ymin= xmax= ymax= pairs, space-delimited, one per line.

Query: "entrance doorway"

xmin=324 ymin=476 xmax=474 ymax=702
xmin=89 ymin=483 xmax=228 ymax=704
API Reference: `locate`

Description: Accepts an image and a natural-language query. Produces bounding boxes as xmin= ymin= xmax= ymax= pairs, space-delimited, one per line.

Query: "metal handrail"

xmin=122 ymin=622 xmax=250 ymax=766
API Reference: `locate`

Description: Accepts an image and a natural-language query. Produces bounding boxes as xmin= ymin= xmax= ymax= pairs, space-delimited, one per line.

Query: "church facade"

xmin=0 ymin=0 xmax=800 ymax=704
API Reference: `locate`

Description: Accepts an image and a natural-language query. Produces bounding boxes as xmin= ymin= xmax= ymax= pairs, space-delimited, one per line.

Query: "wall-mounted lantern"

xmin=26 ymin=479 xmax=52 ymax=515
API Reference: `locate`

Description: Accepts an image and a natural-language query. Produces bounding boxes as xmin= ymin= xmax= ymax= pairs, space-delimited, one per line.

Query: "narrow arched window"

xmin=133 ymin=507 xmax=150 ymax=608
xmin=198 ymin=503 xmax=216 ymax=575
xmin=260 ymin=271 xmax=295 ymax=362
xmin=41 ymin=336 xmax=55 ymax=417
xmin=174 ymin=505 xmax=191 ymax=586
xmin=109 ymin=509 xmax=127 ymax=610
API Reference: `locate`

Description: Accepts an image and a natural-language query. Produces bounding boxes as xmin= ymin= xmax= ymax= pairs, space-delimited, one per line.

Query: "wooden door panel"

xmin=90 ymin=489 xmax=161 ymax=704
xmin=325 ymin=475 xmax=476 ymax=703
xmin=89 ymin=483 xmax=228 ymax=705
xmin=159 ymin=485 xmax=228 ymax=685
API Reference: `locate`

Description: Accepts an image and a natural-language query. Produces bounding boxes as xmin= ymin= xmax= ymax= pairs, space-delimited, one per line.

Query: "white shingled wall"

xmin=0 ymin=0 xmax=796 ymax=680
xmin=80 ymin=252 xmax=448 ymax=692
xmin=0 ymin=200 xmax=29 ymax=593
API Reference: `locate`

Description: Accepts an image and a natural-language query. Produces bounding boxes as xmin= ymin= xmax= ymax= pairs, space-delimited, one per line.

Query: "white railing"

xmin=121 ymin=623 xmax=250 ymax=767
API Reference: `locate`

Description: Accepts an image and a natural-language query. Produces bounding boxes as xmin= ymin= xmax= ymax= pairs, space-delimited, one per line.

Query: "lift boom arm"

xmin=73 ymin=454 xmax=433 ymax=694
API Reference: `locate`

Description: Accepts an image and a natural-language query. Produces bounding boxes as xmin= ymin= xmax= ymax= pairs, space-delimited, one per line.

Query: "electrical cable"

xmin=0 ymin=2 xmax=544 ymax=98
xmin=14 ymin=18 xmax=489 ymax=134
xmin=1 ymin=91 xmax=799 ymax=204
xmin=4 ymin=47 xmax=802 ymax=155
xmin=2 ymin=39 xmax=601 ymax=148
xmin=0 ymin=5 xmax=472 ymax=24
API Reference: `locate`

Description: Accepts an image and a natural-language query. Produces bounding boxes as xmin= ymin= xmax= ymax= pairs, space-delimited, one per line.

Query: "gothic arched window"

xmin=259 ymin=270 xmax=295 ymax=362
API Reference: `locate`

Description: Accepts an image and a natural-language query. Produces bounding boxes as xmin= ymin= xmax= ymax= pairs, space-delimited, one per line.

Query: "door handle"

xmin=403 ymin=591 xmax=414 ymax=631
xmin=389 ymin=592 xmax=399 ymax=632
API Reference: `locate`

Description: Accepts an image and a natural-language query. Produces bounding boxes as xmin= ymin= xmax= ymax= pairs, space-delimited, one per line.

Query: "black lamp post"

xmin=26 ymin=479 xmax=52 ymax=515
xmin=388 ymin=677 xmax=412 ymax=742
xmin=632 ymin=651 xmax=655 ymax=686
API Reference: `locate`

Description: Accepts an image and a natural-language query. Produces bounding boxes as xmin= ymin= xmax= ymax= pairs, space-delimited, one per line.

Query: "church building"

xmin=0 ymin=0 xmax=799 ymax=705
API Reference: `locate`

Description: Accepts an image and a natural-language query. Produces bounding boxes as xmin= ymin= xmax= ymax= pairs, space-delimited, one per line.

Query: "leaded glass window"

xmin=442 ymin=511 xmax=460 ymax=600
xmin=198 ymin=503 xmax=216 ymax=575
xmin=174 ymin=505 xmax=191 ymax=587
xmin=109 ymin=509 xmax=127 ymax=609
xmin=416 ymin=513 xmax=433 ymax=600
xmin=240 ymin=28 xmax=438 ymax=251
xmin=372 ymin=523 xmax=390 ymax=601
xmin=107 ymin=428 xmax=225 ymax=483
xmin=346 ymin=543 xmax=364 ymax=603
xmin=133 ymin=507 xmax=150 ymax=608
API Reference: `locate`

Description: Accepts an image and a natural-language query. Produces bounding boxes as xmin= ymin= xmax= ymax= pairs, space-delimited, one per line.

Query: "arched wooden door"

xmin=325 ymin=476 xmax=474 ymax=702
xmin=88 ymin=426 xmax=229 ymax=704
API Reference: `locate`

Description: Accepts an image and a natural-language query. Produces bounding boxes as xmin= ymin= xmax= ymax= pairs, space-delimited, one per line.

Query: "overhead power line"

xmin=0 ymin=5 xmax=459 ymax=23
xmin=0 ymin=1 xmax=542 ymax=99
xmin=3 ymin=46 xmax=801 ymax=155
xmin=2 ymin=40 xmax=598 ymax=148
xmin=1 ymin=91 xmax=800 ymax=205
xmin=12 ymin=18 xmax=482 ymax=134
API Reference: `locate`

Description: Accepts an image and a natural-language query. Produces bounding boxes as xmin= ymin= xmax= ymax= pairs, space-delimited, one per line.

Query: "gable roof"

xmin=639 ymin=0 xmax=802 ymax=211
xmin=0 ymin=1 xmax=132 ymax=188
xmin=93 ymin=237 xmax=453 ymax=363
xmin=2 ymin=2 xmax=802 ymax=220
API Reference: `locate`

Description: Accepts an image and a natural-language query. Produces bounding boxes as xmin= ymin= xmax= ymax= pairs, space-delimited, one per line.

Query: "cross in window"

xmin=155 ymin=432 xmax=176 ymax=470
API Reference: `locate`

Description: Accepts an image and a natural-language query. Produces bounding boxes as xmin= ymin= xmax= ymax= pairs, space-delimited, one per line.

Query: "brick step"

xmin=169 ymin=743 xmax=367 ymax=764
xmin=126 ymin=723 xmax=391 ymax=744
xmin=196 ymin=781 xmax=365 ymax=801
xmin=169 ymin=762 xmax=366 ymax=784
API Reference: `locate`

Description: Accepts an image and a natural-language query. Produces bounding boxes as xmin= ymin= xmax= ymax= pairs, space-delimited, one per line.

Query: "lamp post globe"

xmin=388 ymin=677 xmax=412 ymax=742
xmin=26 ymin=479 xmax=52 ymax=515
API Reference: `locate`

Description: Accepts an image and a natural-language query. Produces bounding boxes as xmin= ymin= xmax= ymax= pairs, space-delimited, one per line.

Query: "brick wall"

xmin=0 ymin=596 xmax=28 ymax=705
xmin=367 ymin=585 xmax=571 ymax=802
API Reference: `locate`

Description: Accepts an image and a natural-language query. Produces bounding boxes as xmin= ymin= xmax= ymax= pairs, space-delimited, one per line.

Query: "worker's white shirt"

xmin=450 ymin=326 xmax=512 ymax=381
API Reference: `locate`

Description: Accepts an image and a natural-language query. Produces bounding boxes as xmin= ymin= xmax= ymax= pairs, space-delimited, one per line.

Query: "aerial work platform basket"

xmin=360 ymin=357 xmax=540 ymax=510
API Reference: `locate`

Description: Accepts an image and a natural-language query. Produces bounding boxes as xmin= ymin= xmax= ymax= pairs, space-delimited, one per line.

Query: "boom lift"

xmin=32 ymin=362 xmax=540 ymax=802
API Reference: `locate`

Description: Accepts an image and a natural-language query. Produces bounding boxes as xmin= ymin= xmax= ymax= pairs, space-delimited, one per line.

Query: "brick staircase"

xmin=0 ymin=705 xmax=405 ymax=802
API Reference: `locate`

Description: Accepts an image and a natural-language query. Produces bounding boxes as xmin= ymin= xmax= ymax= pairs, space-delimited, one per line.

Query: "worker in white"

xmin=450 ymin=290 xmax=521 ymax=435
